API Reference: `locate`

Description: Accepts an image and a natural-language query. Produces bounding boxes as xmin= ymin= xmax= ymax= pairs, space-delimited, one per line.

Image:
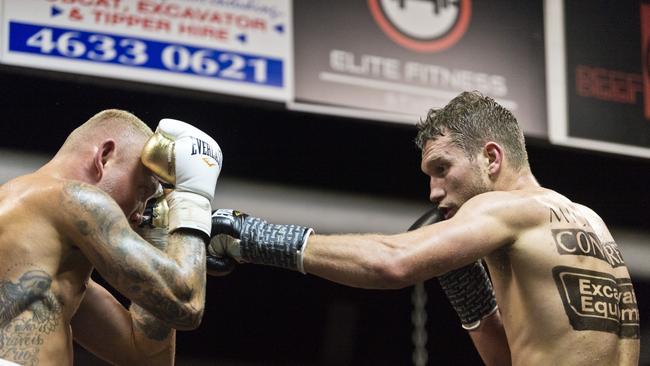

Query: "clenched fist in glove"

xmin=208 ymin=209 xmax=314 ymax=273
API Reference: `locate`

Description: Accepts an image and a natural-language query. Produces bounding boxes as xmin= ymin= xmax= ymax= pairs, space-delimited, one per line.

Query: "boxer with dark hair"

xmin=0 ymin=110 xmax=224 ymax=365
xmin=210 ymin=92 xmax=640 ymax=365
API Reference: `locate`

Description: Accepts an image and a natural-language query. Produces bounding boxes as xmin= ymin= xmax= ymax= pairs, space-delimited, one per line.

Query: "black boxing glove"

xmin=408 ymin=206 xmax=444 ymax=231
xmin=409 ymin=207 xmax=498 ymax=330
xmin=209 ymin=209 xmax=313 ymax=273
xmin=206 ymin=251 xmax=236 ymax=277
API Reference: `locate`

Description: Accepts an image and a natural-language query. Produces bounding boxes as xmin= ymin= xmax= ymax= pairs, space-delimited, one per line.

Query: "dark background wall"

xmin=2 ymin=66 xmax=650 ymax=365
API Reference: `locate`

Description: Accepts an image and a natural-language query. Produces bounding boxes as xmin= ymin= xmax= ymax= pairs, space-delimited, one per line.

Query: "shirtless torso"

xmin=294 ymin=136 xmax=641 ymax=365
xmin=0 ymin=110 xmax=216 ymax=366
xmin=0 ymin=175 xmax=92 ymax=365
xmin=484 ymin=189 xmax=639 ymax=365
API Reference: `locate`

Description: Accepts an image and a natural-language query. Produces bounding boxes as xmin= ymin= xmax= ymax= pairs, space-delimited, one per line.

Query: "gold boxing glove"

xmin=141 ymin=119 xmax=222 ymax=238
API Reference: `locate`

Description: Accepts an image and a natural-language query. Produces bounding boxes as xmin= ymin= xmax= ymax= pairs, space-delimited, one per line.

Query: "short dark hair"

xmin=415 ymin=91 xmax=529 ymax=170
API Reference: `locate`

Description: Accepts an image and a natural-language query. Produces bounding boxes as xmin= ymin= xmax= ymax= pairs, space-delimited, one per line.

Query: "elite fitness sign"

xmin=291 ymin=0 xmax=548 ymax=138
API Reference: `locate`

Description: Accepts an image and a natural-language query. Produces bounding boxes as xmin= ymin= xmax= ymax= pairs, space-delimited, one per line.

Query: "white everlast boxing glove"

xmin=141 ymin=119 xmax=222 ymax=238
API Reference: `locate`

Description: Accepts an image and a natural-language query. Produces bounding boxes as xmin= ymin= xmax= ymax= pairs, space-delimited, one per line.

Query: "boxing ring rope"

xmin=411 ymin=282 xmax=429 ymax=366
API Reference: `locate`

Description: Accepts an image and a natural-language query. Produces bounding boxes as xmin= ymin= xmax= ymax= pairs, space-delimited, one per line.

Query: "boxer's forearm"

xmin=109 ymin=230 xmax=206 ymax=331
xmin=303 ymin=233 xmax=414 ymax=289
xmin=136 ymin=224 xmax=207 ymax=331
xmin=209 ymin=210 xmax=410 ymax=287
xmin=467 ymin=310 xmax=511 ymax=366
xmin=138 ymin=231 xmax=207 ymax=329
xmin=136 ymin=228 xmax=206 ymax=326
xmin=64 ymin=183 xmax=206 ymax=330
xmin=130 ymin=303 xmax=176 ymax=366
xmin=302 ymin=227 xmax=472 ymax=289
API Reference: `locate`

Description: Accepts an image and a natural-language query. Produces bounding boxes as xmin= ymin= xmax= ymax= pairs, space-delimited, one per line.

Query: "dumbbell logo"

xmin=368 ymin=0 xmax=471 ymax=53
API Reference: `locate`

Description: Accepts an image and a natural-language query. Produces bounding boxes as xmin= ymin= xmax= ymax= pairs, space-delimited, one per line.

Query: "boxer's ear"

xmin=483 ymin=141 xmax=503 ymax=179
xmin=93 ymin=139 xmax=116 ymax=181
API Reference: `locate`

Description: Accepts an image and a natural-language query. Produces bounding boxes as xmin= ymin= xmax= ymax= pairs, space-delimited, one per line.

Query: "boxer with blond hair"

xmin=0 ymin=110 xmax=224 ymax=365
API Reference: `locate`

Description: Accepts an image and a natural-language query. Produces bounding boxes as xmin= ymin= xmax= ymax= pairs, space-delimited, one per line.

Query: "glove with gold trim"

xmin=141 ymin=119 xmax=222 ymax=239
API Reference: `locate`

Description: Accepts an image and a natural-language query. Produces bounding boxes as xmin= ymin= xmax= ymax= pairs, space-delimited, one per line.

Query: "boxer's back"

xmin=485 ymin=188 xmax=640 ymax=365
xmin=0 ymin=172 xmax=93 ymax=366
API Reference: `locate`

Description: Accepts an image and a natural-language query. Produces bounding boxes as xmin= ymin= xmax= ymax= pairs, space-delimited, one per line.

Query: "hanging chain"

xmin=411 ymin=281 xmax=428 ymax=366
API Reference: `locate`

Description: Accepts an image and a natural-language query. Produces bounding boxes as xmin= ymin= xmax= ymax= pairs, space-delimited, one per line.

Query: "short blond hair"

xmin=61 ymin=109 xmax=153 ymax=153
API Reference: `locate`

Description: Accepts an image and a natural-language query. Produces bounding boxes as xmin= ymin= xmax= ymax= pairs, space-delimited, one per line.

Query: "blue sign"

xmin=8 ymin=21 xmax=283 ymax=88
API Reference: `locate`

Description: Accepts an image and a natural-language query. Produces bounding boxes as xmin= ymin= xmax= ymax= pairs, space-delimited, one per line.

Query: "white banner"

xmin=1 ymin=0 xmax=292 ymax=101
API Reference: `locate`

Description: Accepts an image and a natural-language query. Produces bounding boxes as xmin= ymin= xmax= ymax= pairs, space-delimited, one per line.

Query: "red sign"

xmin=640 ymin=3 xmax=650 ymax=119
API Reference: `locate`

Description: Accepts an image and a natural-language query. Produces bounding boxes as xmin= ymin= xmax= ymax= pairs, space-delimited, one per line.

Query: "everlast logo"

xmin=551 ymin=229 xmax=625 ymax=268
xmin=553 ymin=266 xmax=639 ymax=339
xmin=190 ymin=137 xmax=221 ymax=165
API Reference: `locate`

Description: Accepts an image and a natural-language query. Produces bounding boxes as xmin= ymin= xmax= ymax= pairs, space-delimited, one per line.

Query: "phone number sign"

xmin=1 ymin=0 xmax=291 ymax=101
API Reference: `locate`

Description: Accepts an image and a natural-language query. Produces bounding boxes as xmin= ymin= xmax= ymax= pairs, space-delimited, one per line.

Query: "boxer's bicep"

xmin=128 ymin=303 xmax=177 ymax=365
xmin=394 ymin=197 xmax=519 ymax=278
xmin=467 ymin=310 xmax=512 ymax=366
xmin=61 ymin=182 xmax=164 ymax=288
xmin=304 ymin=195 xmax=524 ymax=288
xmin=72 ymin=280 xmax=137 ymax=364
xmin=398 ymin=213 xmax=510 ymax=278
xmin=72 ymin=280 xmax=175 ymax=365
xmin=61 ymin=182 xmax=200 ymax=329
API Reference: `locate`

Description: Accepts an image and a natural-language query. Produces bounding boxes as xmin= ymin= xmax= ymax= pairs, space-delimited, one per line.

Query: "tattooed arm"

xmin=73 ymin=222 xmax=182 ymax=365
xmin=72 ymin=280 xmax=176 ymax=366
xmin=61 ymin=182 xmax=206 ymax=330
xmin=128 ymin=223 xmax=177 ymax=363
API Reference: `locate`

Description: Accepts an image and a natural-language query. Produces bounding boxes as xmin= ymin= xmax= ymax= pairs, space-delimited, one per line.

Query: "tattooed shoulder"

xmin=62 ymin=181 xmax=114 ymax=215
xmin=61 ymin=181 xmax=125 ymax=240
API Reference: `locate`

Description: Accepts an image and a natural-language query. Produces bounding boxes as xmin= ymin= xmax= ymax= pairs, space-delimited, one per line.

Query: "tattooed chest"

xmin=0 ymin=270 xmax=63 ymax=366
